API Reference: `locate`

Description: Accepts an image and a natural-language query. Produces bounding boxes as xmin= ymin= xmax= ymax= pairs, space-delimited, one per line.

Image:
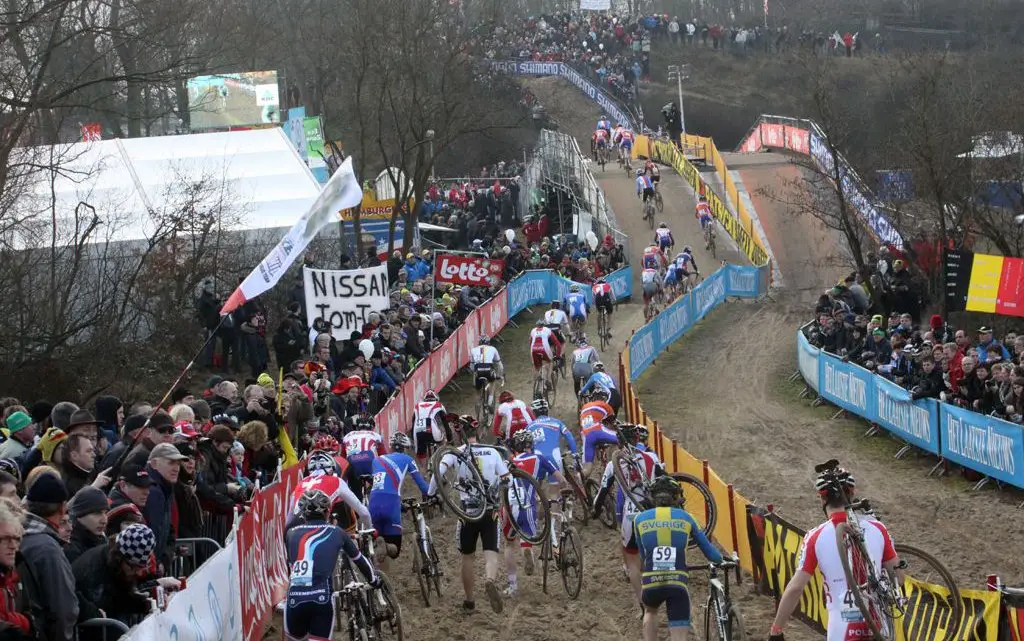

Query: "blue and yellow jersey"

xmin=632 ymin=506 xmax=722 ymax=588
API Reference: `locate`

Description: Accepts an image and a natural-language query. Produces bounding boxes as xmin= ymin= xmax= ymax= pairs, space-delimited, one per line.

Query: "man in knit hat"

xmin=0 ymin=411 xmax=34 ymax=460
xmin=65 ymin=486 xmax=109 ymax=563
xmin=72 ymin=523 xmax=158 ymax=624
xmin=20 ymin=473 xmax=79 ymax=641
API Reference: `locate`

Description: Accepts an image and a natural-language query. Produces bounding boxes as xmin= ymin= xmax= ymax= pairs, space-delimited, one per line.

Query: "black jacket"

xmin=174 ymin=479 xmax=204 ymax=539
xmin=196 ymin=440 xmax=236 ymax=515
xmin=142 ymin=467 xmax=175 ymax=569
xmin=59 ymin=463 xmax=91 ymax=498
xmin=71 ymin=546 xmax=151 ymax=626
xmin=64 ymin=523 xmax=105 ymax=566
xmin=19 ymin=515 xmax=78 ymax=641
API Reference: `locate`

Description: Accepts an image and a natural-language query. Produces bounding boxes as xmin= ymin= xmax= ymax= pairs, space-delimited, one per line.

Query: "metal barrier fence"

xmin=170 ymin=537 xmax=224 ymax=578
xmin=519 ymin=129 xmax=629 ymax=258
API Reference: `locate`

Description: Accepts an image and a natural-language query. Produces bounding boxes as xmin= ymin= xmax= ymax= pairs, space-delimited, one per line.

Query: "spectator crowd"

xmin=806 ymin=248 xmax=1024 ymax=423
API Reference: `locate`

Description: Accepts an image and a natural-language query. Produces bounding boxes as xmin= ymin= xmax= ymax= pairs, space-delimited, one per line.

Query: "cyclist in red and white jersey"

xmin=695 ymin=196 xmax=713 ymax=228
xmin=529 ymin=318 xmax=562 ymax=388
xmin=642 ymin=244 xmax=667 ymax=271
xmin=654 ymin=222 xmax=674 ymax=254
xmin=593 ymin=128 xmax=610 ymax=153
xmin=644 ymin=159 xmax=660 ymax=185
xmin=288 ymin=451 xmax=371 ymax=531
xmin=410 ymin=389 xmax=449 ymax=466
xmin=492 ymin=390 xmax=534 ymax=443
xmin=341 ymin=417 xmax=386 ymax=499
xmin=768 ymin=463 xmax=902 ymax=641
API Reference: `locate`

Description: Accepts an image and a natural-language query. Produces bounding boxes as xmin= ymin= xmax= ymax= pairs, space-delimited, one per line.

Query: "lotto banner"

xmin=433 ymin=253 xmax=505 ymax=287
xmin=944 ymin=248 xmax=1024 ymax=317
xmin=237 ymin=464 xmax=302 ymax=641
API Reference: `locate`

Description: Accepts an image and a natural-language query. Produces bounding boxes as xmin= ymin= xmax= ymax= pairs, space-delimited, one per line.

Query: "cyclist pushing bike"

xmin=411 ymin=389 xmax=450 ymax=468
xmin=768 ymin=461 xmax=903 ymax=641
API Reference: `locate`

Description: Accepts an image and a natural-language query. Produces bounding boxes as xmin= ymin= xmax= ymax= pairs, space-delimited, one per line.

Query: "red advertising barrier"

xmin=430 ymin=336 xmax=459 ymax=391
xmin=238 ymin=464 xmax=302 ymax=641
xmin=375 ymin=393 xmax=405 ymax=442
xmin=784 ymin=125 xmax=809 ymax=154
xmin=434 ymin=253 xmax=505 ymax=287
xmin=738 ymin=122 xmax=811 ymax=155
xmin=478 ymin=288 xmax=509 ymax=340
xmin=404 ymin=361 xmax=432 ymax=425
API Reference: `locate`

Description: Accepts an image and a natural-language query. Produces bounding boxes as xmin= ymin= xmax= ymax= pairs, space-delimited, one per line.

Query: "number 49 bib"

xmin=290 ymin=559 xmax=313 ymax=586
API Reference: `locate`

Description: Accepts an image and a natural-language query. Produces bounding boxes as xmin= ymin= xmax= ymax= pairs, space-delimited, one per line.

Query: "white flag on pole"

xmin=221 ymin=156 xmax=363 ymax=314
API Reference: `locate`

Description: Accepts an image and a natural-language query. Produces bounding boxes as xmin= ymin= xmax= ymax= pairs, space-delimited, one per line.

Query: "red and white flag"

xmin=221 ymin=155 xmax=363 ymax=314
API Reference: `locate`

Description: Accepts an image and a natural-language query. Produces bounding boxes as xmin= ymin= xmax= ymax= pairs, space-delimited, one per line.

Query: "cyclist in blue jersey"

xmin=525 ymin=397 xmax=579 ymax=475
xmin=675 ymin=246 xmax=700 ymax=289
xmin=285 ymin=489 xmax=380 ymax=641
xmin=633 ymin=476 xmax=724 ymax=641
xmin=636 ymin=171 xmax=655 ymax=204
xmin=564 ymin=285 xmax=589 ymax=325
xmin=368 ymin=432 xmax=431 ymax=570
xmin=580 ymin=362 xmax=621 ymax=415
xmin=597 ymin=115 xmax=611 ymax=135
xmin=503 ymin=429 xmax=567 ymax=596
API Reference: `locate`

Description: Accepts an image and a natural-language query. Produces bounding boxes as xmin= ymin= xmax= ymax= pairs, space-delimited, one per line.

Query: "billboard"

xmin=188 ymin=71 xmax=280 ymax=130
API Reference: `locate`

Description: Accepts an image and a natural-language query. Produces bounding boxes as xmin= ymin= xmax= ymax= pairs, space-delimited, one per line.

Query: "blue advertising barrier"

xmin=940 ymin=404 xmax=1024 ymax=488
xmin=818 ymin=351 xmax=876 ymax=418
xmin=795 ymin=328 xmax=1024 ymax=488
xmin=628 ymin=264 xmax=766 ymax=380
xmin=874 ymin=376 xmax=940 ymax=455
xmin=506 ymin=266 xmax=633 ymax=318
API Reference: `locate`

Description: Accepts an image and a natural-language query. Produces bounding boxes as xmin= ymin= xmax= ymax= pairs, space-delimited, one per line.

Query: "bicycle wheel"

xmin=585 ymin=477 xmax=617 ymax=530
xmin=426 ymin=535 xmax=443 ymax=598
xmin=647 ymin=206 xmax=655 ymax=229
xmin=705 ymin=591 xmax=747 ymax=641
xmin=564 ymin=466 xmax=589 ymax=526
xmin=836 ymin=521 xmax=895 ymax=641
xmin=611 ymin=449 xmax=649 ymax=511
xmin=411 ymin=540 xmax=430 ymax=606
xmin=560 ymin=527 xmax=584 ymax=599
xmin=655 ymin=190 xmax=664 ymax=213
xmin=549 ymin=365 xmax=559 ymax=406
xmin=430 ymin=445 xmax=488 ymax=522
xmin=670 ymin=473 xmax=717 ymax=547
xmin=502 ymin=467 xmax=552 ymax=545
xmin=372 ymin=573 xmax=405 ymax=641
xmin=894 ymin=544 xmax=961 ymax=641
xmin=542 ymin=537 xmax=551 ymax=595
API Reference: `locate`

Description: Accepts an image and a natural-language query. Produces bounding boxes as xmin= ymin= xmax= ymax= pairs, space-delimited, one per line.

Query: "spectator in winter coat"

xmin=94 ymin=396 xmax=123 ymax=450
xmin=125 ymin=410 xmax=176 ymax=469
xmin=173 ymin=442 xmax=204 ymax=539
xmin=928 ymin=315 xmax=955 ymax=345
xmin=64 ymin=486 xmax=108 ymax=564
xmin=0 ymin=412 xmax=33 ymax=461
xmin=72 ymin=524 xmax=157 ymax=628
xmin=911 ymin=357 xmax=945 ymax=400
xmin=0 ymin=500 xmax=30 ymax=637
xmin=19 ymin=473 xmax=78 ymax=641
xmin=104 ymin=503 xmax=145 ymax=537
xmin=143 ymin=444 xmax=187 ymax=569
xmin=403 ymin=316 xmax=427 ymax=360
xmin=59 ymin=433 xmax=98 ymax=497
xmin=386 ymin=251 xmax=404 ymax=285
xmin=99 ymin=414 xmax=146 ymax=481
xmin=231 ymin=384 xmax=279 ymax=440
xmin=976 ymin=327 xmax=1011 ymax=364
xmin=207 ymin=381 xmax=240 ymax=417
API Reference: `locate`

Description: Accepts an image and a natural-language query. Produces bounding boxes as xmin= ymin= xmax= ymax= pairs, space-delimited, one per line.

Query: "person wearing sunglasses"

xmin=124 ymin=411 xmax=176 ymax=469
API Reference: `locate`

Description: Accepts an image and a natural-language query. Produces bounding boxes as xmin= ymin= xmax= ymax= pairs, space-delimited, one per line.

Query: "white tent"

xmin=957 ymin=132 xmax=1024 ymax=159
xmin=11 ymin=128 xmax=322 ymax=246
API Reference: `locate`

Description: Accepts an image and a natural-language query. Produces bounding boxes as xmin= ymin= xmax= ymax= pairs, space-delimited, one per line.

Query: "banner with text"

xmin=940 ymin=403 xmax=1024 ymax=488
xmin=303 ymin=265 xmax=389 ymax=341
xmin=434 ymin=253 xmax=504 ymax=287
xmin=797 ymin=328 xmax=820 ymax=393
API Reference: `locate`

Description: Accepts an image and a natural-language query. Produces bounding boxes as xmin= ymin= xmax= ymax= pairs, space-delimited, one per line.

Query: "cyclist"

xmin=597 ymin=115 xmax=611 ymax=135
xmin=636 ymin=169 xmax=656 ymax=216
xmin=654 ymin=222 xmax=674 ymax=254
xmin=492 ymin=390 xmax=534 ymax=444
xmin=581 ymin=362 xmax=621 ymax=415
xmin=284 ymin=489 xmax=380 ymax=641
xmin=367 ymin=432 xmax=432 ymax=570
xmin=529 ymin=318 xmax=562 ymax=394
xmin=428 ymin=415 xmax=511 ymax=613
xmin=578 ymin=388 xmax=617 ymax=478
xmin=664 ymin=259 xmax=681 ymax=299
xmin=634 ymin=476 xmax=723 ymax=641
xmin=503 ymin=429 xmax=567 ymax=597
xmin=642 ymin=243 xmax=665 ymax=271
xmin=695 ymin=196 xmax=714 ymax=249
xmin=611 ymin=123 xmax=625 ymax=161
xmin=592 ymin=277 xmax=616 ymax=338
xmin=617 ymin=125 xmax=635 ymax=163
xmin=525 ymin=398 xmax=579 ymax=478
xmin=564 ymin=284 xmax=589 ymax=336
xmin=570 ymin=336 xmax=601 ymax=397
xmin=675 ymin=246 xmax=700 ymax=289
xmin=544 ymin=300 xmax=569 ymax=335
xmin=471 ymin=335 xmax=504 ymax=407
xmin=644 ymin=159 xmax=661 ymax=188
xmin=411 ymin=389 xmax=449 ymax=468
xmin=340 ymin=416 xmax=386 ymax=501
xmin=768 ymin=463 xmax=901 ymax=641
xmin=641 ymin=266 xmax=663 ymax=320
xmin=289 ymin=451 xmax=371 ymax=532
xmin=592 ymin=127 xmax=610 ymax=161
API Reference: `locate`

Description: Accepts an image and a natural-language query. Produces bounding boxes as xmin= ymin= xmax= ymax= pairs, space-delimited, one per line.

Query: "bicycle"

xmin=401 ymin=498 xmax=443 ymax=607
xmin=582 ymin=441 xmax=618 ymax=530
xmin=540 ymin=490 xmax=584 ymax=599
xmin=643 ymin=198 xmax=656 ymax=229
xmin=597 ymin=145 xmax=608 ymax=171
xmin=688 ymin=554 xmax=745 ymax=641
xmin=704 ymin=222 xmax=717 ymax=258
xmin=653 ymin=182 xmax=664 ymax=212
xmin=560 ymin=453 xmax=590 ymax=527
xmin=533 ymin=358 xmax=557 ymax=407
xmin=333 ymin=557 xmax=405 ymax=641
xmin=597 ymin=308 xmax=611 ymax=352
xmin=473 ymin=365 xmax=498 ymax=431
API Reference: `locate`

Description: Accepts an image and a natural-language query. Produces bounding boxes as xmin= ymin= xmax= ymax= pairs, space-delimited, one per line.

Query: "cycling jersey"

xmin=654 ymin=228 xmax=674 ymax=251
xmin=289 ymin=473 xmax=371 ymax=529
xmin=544 ymin=308 xmax=569 ymax=327
xmin=564 ymin=292 xmax=589 ymax=320
xmin=641 ymin=268 xmax=660 ymax=286
xmin=592 ymin=282 xmax=614 ymax=299
xmin=636 ymin=175 xmax=654 ymax=194
xmin=412 ymin=401 xmax=446 ymax=440
xmin=493 ymin=399 xmax=534 ymax=440
xmin=581 ymin=371 xmax=617 ymax=394
xmin=799 ymin=513 xmax=897 ymax=641
xmin=471 ymin=344 xmax=501 ymax=366
xmin=676 ymin=252 xmax=698 ymax=274
xmin=579 ymin=400 xmax=617 ymax=464
xmin=368 ymin=452 xmax=430 ymax=541
xmin=664 ymin=263 xmax=680 ymax=284
xmin=642 ymin=247 xmax=664 ymax=271
xmin=341 ymin=430 xmax=385 ymax=478
xmin=645 ymin=163 xmax=660 ymax=178
xmin=597 ymin=119 xmax=611 ymax=132
xmin=525 ymin=416 xmax=578 ymax=472
xmin=618 ymin=129 xmax=634 ymax=149
xmin=571 ymin=345 xmax=600 ymax=380
xmin=696 ymin=202 xmax=713 ymax=228
xmin=530 ymin=326 xmax=560 ymax=360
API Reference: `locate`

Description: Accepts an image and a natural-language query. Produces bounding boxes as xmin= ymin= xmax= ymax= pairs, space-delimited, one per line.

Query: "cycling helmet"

xmin=305 ymin=451 xmax=336 ymax=476
xmin=550 ymin=300 xmax=561 ymax=309
xmin=354 ymin=415 xmax=376 ymax=431
xmin=699 ymin=195 xmax=707 ymax=202
xmin=617 ymin=423 xmax=638 ymax=446
xmin=569 ymin=284 xmax=580 ymax=293
xmin=590 ymin=387 xmax=609 ymax=401
xmin=658 ymin=222 xmax=668 ymax=228
xmin=499 ymin=391 xmax=514 ymax=404
xmin=511 ymin=430 xmax=534 ymax=453
xmin=390 ymin=432 xmax=412 ymax=452
xmin=423 ymin=389 xmax=439 ymax=402
xmin=577 ymin=334 xmax=588 ymax=346
xmin=480 ymin=336 xmax=491 ymax=345
xmin=600 ymin=114 xmax=607 ymax=120
xmin=593 ymin=362 xmax=605 ymax=371
xmin=312 ymin=434 xmax=340 ymax=453
xmin=683 ymin=246 xmax=692 ymax=254
xmin=636 ymin=425 xmax=649 ymax=443
xmin=531 ymin=397 xmax=549 ymax=415
xmin=456 ymin=414 xmax=480 ymax=434
xmin=649 ymin=476 xmax=681 ymax=501
xmin=635 ymin=168 xmax=644 ymax=176
xmin=298 ymin=489 xmax=332 ymax=519
xmin=814 ymin=460 xmax=856 ymax=499
xmin=535 ymin=318 xmax=545 ymax=326
xmin=0 ymin=459 xmax=20 ymax=484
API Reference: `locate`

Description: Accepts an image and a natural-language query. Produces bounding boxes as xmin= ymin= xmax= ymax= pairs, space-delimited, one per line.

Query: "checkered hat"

xmin=115 ymin=523 xmax=156 ymax=567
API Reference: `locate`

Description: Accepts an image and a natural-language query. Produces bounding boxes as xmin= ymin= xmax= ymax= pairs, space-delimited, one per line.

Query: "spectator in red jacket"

xmin=0 ymin=498 xmax=30 ymax=637
xmin=522 ymin=217 xmax=542 ymax=245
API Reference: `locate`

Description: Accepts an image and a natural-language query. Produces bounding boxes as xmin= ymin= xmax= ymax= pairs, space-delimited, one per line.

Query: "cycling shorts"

xmin=658 ymin=236 xmax=672 ymax=252
xmin=284 ymin=600 xmax=334 ymax=640
xmin=642 ymin=281 xmax=659 ymax=300
xmin=473 ymin=364 xmax=497 ymax=390
xmin=532 ymin=349 xmax=552 ymax=368
xmin=456 ymin=510 xmax=499 ymax=554
xmin=699 ymin=214 xmax=713 ymax=228
xmin=595 ymin=138 xmax=608 ymax=149
xmin=620 ymin=139 xmax=633 ymax=151
xmin=347 ymin=454 xmax=376 ymax=483
xmin=583 ymin=429 xmax=620 ymax=464
xmin=641 ymin=584 xmax=692 ymax=628
xmin=368 ymin=492 xmax=403 ymax=540
xmin=664 ymin=271 xmax=678 ymax=284
xmin=641 ymin=188 xmax=655 ymax=202
xmin=595 ymin=293 xmax=614 ymax=314
xmin=569 ymin=308 xmax=587 ymax=322
xmin=620 ymin=498 xmax=642 ymax=551
xmin=828 ymin=615 xmax=872 ymax=641
xmin=501 ymin=499 xmax=539 ymax=542
xmin=413 ymin=429 xmax=438 ymax=457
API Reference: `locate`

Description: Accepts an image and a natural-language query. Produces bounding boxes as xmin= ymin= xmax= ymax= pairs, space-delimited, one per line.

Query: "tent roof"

xmin=13 ymin=128 xmax=321 ymax=246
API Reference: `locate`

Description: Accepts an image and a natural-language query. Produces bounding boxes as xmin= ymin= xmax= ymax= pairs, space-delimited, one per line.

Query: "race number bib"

xmin=652 ymin=546 xmax=677 ymax=571
xmin=290 ymin=559 xmax=313 ymax=586
xmin=581 ymin=415 xmax=596 ymax=430
xmin=574 ymin=350 xmax=590 ymax=363
xmin=529 ymin=427 xmax=547 ymax=443
xmin=372 ymin=471 xmax=387 ymax=491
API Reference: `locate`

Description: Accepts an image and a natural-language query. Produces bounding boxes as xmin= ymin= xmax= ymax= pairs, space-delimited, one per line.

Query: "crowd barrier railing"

xmin=737 ymin=114 xmax=905 ymax=251
xmin=120 ymin=265 xmax=632 ymax=641
xmin=794 ymin=325 xmax=1024 ymax=491
xmin=620 ymin=261 xmax=1018 ymax=641
xmin=632 ymin=134 xmax=772 ymax=270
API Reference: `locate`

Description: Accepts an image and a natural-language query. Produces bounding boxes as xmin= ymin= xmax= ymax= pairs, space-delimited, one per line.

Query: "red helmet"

xmin=312 ymin=434 xmax=340 ymax=454
xmin=499 ymin=391 xmax=515 ymax=404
